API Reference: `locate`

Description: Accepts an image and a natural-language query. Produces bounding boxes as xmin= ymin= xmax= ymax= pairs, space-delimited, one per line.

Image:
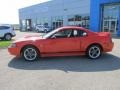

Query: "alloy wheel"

xmin=23 ymin=47 xmax=38 ymax=61
xmin=88 ymin=45 xmax=101 ymax=59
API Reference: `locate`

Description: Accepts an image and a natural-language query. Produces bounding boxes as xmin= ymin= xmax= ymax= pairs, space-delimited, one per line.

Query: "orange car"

xmin=8 ymin=26 xmax=114 ymax=61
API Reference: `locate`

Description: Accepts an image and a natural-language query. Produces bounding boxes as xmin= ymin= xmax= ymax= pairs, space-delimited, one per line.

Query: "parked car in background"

xmin=0 ymin=25 xmax=16 ymax=40
xmin=8 ymin=26 xmax=114 ymax=61
xmin=35 ymin=25 xmax=51 ymax=33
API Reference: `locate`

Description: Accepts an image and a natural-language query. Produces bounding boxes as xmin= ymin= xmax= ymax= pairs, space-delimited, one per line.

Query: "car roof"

xmin=36 ymin=24 xmax=44 ymax=26
xmin=0 ymin=24 xmax=11 ymax=27
xmin=58 ymin=26 xmax=95 ymax=34
xmin=59 ymin=26 xmax=88 ymax=30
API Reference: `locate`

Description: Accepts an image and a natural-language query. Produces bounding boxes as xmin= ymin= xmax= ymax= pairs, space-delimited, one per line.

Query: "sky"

xmin=0 ymin=0 xmax=50 ymax=24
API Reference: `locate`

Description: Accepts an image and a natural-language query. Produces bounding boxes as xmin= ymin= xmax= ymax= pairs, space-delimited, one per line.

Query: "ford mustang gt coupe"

xmin=8 ymin=26 xmax=114 ymax=61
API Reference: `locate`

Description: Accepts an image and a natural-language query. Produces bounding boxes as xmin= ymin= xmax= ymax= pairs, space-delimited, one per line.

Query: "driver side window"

xmin=51 ymin=29 xmax=73 ymax=38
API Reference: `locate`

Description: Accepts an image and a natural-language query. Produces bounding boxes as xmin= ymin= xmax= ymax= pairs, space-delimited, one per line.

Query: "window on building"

xmin=68 ymin=14 xmax=90 ymax=29
xmin=102 ymin=4 xmax=120 ymax=34
xmin=52 ymin=16 xmax=63 ymax=30
xmin=36 ymin=18 xmax=49 ymax=26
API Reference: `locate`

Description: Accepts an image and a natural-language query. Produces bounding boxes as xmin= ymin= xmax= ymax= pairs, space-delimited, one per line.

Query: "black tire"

xmin=86 ymin=45 xmax=102 ymax=59
xmin=22 ymin=46 xmax=39 ymax=61
xmin=4 ymin=34 xmax=12 ymax=41
xmin=37 ymin=29 xmax=39 ymax=33
xmin=0 ymin=38 xmax=4 ymax=41
xmin=44 ymin=29 xmax=47 ymax=33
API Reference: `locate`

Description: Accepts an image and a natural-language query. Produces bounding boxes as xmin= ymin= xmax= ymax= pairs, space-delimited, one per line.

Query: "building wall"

xmin=90 ymin=0 xmax=120 ymax=36
xmin=19 ymin=0 xmax=90 ymax=31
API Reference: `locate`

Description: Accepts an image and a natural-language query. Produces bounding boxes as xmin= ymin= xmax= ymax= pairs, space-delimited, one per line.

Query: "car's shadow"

xmin=8 ymin=54 xmax=120 ymax=72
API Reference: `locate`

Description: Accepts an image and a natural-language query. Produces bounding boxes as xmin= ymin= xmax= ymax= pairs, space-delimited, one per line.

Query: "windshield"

xmin=43 ymin=28 xmax=60 ymax=39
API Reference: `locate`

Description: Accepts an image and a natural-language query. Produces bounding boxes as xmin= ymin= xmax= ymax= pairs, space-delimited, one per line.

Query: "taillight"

xmin=109 ymin=34 xmax=112 ymax=43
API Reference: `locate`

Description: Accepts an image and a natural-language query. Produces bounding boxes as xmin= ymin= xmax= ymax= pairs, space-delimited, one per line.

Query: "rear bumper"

xmin=104 ymin=42 xmax=114 ymax=52
xmin=12 ymin=34 xmax=16 ymax=37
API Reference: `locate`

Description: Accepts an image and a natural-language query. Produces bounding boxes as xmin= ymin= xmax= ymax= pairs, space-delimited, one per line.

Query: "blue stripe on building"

xmin=90 ymin=0 xmax=120 ymax=36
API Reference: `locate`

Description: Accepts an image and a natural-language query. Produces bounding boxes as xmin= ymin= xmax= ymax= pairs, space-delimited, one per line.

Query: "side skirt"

xmin=41 ymin=52 xmax=85 ymax=57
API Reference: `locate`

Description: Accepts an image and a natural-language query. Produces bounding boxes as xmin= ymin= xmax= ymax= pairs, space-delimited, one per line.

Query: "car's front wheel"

xmin=86 ymin=45 xmax=102 ymax=59
xmin=22 ymin=46 xmax=39 ymax=61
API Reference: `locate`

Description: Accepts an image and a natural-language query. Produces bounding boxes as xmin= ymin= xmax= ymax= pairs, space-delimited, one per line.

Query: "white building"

xmin=19 ymin=0 xmax=90 ymax=31
xmin=19 ymin=0 xmax=120 ymax=36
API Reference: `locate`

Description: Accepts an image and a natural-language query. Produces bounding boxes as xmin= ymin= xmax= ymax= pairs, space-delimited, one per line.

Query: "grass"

xmin=0 ymin=41 xmax=11 ymax=48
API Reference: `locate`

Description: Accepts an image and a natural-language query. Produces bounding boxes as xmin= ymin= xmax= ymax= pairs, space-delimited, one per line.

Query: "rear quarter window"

xmin=73 ymin=29 xmax=87 ymax=37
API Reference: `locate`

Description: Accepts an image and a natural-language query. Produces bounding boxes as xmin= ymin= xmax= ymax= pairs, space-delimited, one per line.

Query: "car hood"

xmin=14 ymin=35 xmax=43 ymax=43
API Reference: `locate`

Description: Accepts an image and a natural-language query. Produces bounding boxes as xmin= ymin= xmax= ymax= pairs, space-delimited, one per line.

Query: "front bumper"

xmin=8 ymin=46 xmax=20 ymax=57
xmin=12 ymin=34 xmax=16 ymax=37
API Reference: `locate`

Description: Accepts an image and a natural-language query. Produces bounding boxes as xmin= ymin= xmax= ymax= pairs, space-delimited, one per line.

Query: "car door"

xmin=0 ymin=26 xmax=8 ymax=38
xmin=43 ymin=29 xmax=81 ymax=53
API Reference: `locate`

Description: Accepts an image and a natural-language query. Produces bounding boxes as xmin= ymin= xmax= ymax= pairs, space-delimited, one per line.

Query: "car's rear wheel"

xmin=86 ymin=45 xmax=102 ymax=59
xmin=22 ymin=46 xmax=39 ymax=61
xmin=4 ymin=34 xmax=12 ymax=40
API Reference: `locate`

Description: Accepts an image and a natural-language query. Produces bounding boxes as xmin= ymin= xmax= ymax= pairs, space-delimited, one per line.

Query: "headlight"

xmin=10 ymin=43 xmax=17 ymax=47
